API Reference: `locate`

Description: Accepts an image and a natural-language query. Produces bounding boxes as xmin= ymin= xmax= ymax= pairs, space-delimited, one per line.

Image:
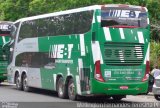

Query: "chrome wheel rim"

xmin=69 ymin=82 xmax=75 ymax=97
xmin=58 ymin=80 xmax=64 ymax=96
xmin=16 ymin=76 xmax=20 ymax=88
xmin=23 ymin=77 xmax=27 ymax=90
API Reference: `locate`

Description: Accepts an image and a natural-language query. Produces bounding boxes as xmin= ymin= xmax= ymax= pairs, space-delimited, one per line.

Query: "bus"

xmin=7 ymin=4 xmax=150 ymax=100
xmin=0 ymin=21 xmax=12 ymax=83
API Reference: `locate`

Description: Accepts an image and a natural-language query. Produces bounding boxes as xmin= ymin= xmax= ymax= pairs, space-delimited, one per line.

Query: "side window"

xmin=48 ymin=10 xmax=93 ymax=36
xmin=74 ymin=10 xmax=93 ymax=34
xmin=38 ymin=19 xmax=48 ymax=37
xmin=37 ymin=14 xmax=76 ymax=37
xmin=18 ymin=20 xmax=38 ymax=41
xmin=15 ymin=52 xmax=55 ymax=68
xmin=18 ymin=10 xmax=93 ymax=40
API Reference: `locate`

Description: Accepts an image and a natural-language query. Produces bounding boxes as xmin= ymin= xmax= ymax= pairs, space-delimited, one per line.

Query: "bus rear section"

xmin=0 ymin=21 xmax=12 ymax=83
xmin=90 ymin=5 xmax=150 ymax=97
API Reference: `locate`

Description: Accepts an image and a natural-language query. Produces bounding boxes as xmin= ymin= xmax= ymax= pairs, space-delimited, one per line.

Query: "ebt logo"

xmin=109 ymin=10 xmax=141 ymax=18
xmin=49 ymin=44 xmax=73 ymax=59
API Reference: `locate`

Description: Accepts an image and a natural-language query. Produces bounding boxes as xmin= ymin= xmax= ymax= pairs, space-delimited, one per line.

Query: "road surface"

xmin=0 ymin=82 xmax=160 ymax=108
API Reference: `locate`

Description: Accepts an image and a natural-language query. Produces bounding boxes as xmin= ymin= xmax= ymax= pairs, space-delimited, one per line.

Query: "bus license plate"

xmin=120 ymin=86 xmax=128 ymax=90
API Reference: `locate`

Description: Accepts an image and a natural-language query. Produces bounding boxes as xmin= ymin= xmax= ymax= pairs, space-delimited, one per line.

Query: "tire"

xmin=57 ymin=77 xmax=68 ymax=99
xmin=112 ymin=96 xmax=124 ymax=101
xmin=15 ymin=73 xmax=23 ymax=90
xmin=68 ymin=78 xmax=77 ymax=101
xmin=154 ymin=95 xmax=160 ymax=101
xmin=22 ymin=74 xmax=31 ymax=92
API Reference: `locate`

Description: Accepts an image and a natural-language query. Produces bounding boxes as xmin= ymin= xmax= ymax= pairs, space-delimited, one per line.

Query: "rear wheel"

xmin=57 ymin=77 xmax=68 ymax=98
xmin=15 ymin=73 xmax=23 ymax=90
xmin=68 ymin=78 xmax=77 ymax=100
xmin=22 ymin=74 xmax=31 ymax=92
xmin=154 ymin=95 xmax=160 ymax=101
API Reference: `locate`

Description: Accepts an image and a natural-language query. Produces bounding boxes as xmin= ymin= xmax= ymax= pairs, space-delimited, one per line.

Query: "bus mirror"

xmin=10 ymin=48 xmax=13 ymax=52
xmin=11 ymin=25 xmax=17 ymax=35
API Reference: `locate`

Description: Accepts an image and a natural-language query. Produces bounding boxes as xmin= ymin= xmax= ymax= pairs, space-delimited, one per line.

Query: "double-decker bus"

xmin=8 ymin=4 xmax=150 ymax=100
xmin=0 ymin=21 xmax=12 ymax=83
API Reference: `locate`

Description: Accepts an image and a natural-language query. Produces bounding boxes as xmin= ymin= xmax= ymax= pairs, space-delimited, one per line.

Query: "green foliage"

xmin=29 ymin=0 xmax=56 ymax=16
xmin=0 ymin=0 xmax=31 ymax=21
xmin=0 ymin=0 xmax=149 ymax=21
xmin=150 ymin=41 xmax=160 ymax=69
xmin=147 ymin=0 xmax=160 ymax=42
xmin=0 ymin=0 xmax=160 ymax=69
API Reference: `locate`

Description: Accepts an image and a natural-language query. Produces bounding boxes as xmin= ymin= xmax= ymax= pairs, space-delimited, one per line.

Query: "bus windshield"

xmin=101 ymin=7 xmax=148 ymax=28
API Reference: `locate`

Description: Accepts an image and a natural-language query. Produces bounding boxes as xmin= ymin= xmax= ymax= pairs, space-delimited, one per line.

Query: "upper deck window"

xmin=101 ymin=6 xmax=148 ymax=28
xmin=18 ymin=10 xmax=93 ymax=41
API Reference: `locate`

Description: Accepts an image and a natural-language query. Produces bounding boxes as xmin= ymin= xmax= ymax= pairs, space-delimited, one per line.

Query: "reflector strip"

xmin=103 ymin=28 xmax=112 ymax=41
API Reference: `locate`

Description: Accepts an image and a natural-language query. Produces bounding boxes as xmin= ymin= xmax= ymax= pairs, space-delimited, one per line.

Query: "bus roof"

xmin=15 ymin=4 xmax=147 ymax=23
xmin=15 ymin=5 xmax=100 ymax=23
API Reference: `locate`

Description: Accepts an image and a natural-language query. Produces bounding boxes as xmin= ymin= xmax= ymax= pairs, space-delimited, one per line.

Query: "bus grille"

xmin=104 ymin=43 xmax=144 ymax=66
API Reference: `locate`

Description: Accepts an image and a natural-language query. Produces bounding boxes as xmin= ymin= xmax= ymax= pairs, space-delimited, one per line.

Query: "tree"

xmin=0 ymin=0 xmax=31 ymax=21
xmin=29 ymin=0 xmax=56 ymax=16
xmin=148 ymin=0 xmax=160 ymax=41
xmin=150 ymin=41 xmax=160 ymax=68
xmin=1 ymin=0 xmax=160 ymax=69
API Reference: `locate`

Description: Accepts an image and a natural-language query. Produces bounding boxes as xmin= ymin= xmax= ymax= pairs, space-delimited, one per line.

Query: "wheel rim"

xmin=59 ymin=83 xmax=63 ymax=95
xmin=16 ymin=75 xmax=20 ymax=88
xmin=23 ymin=76 xmax=27 ymax=90
xmin=68 ymin=82 xmax=75 ymax=97
xmin=58 ymin=79 xmax=64 ymax=96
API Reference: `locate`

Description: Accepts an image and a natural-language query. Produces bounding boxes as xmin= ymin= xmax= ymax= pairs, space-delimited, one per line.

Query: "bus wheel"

xmin=15 ymin=73 xmax=23 ymax=90
xmin=154 ymin=95 xmax=160 ymax=101
xmin=57 ymin=77 xmax=67 ymax=98
xmin=112 ymin=96 xmax=123 ymax=101
xmin=22 ymin=74 xmax=31 ymax=92
xmin=68 ymin=78 xmax=77 ymax=100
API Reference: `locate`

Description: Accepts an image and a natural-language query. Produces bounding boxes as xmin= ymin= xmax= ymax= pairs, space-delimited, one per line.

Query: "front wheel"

xmin=15 ymin=74 xmax=23 ymax=90
xmin=154 ymin=95 xmax=160 ymax=101
xmin=22 ymin=74 xmax=31 ymax=92
xmin=68 ymin=78 xmax=77 ymax=101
